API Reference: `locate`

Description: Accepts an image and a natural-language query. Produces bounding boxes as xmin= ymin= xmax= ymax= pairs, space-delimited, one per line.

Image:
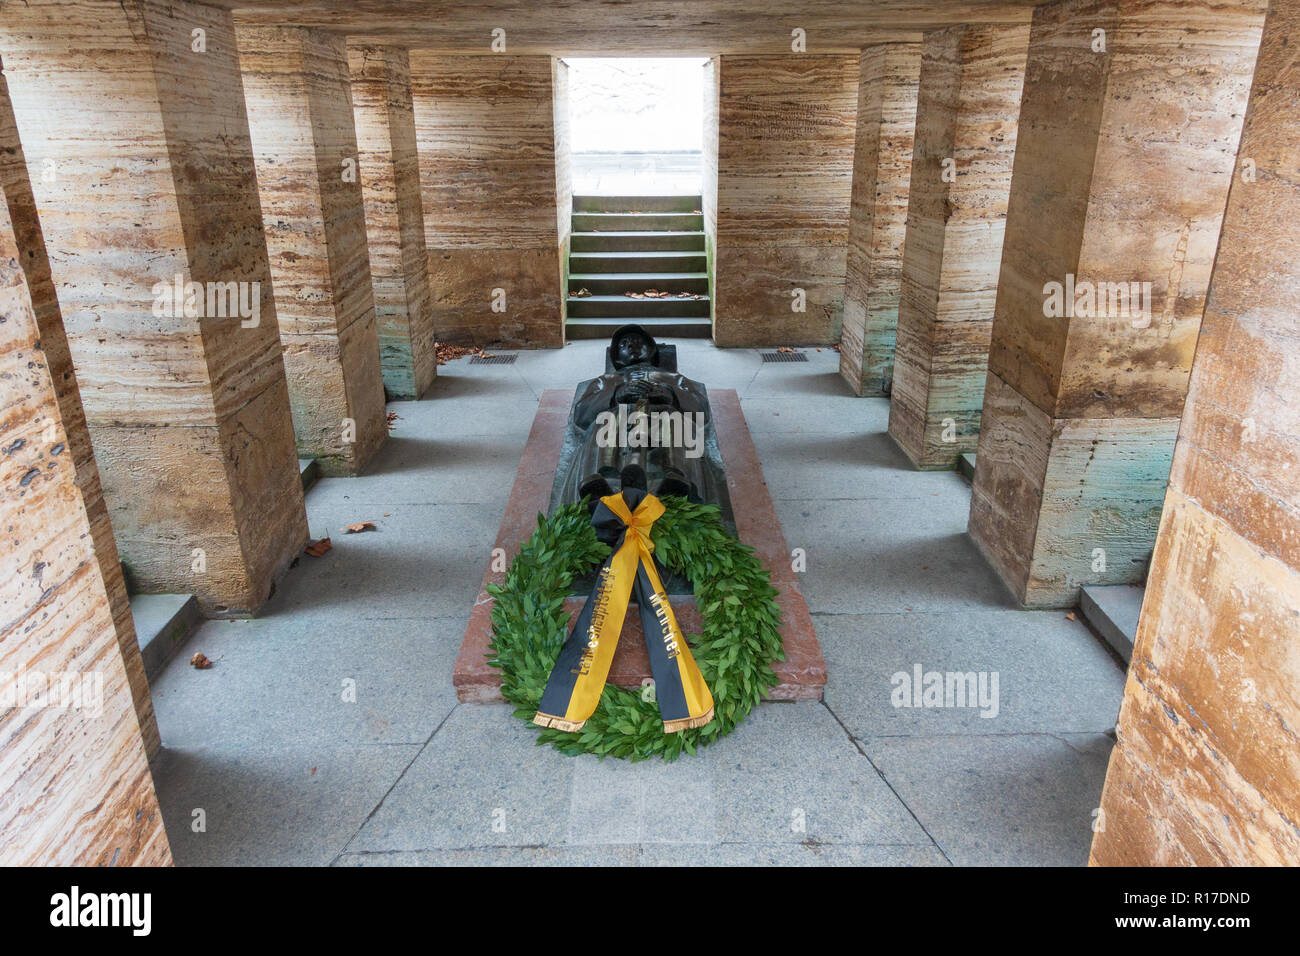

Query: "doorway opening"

xmin=565 ymin=57 xmax=707 ymax=194
xmin=562 ymin=58 xmax=713 ymax=340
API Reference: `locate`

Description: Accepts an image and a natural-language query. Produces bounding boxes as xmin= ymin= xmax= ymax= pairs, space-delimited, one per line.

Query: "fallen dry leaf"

xmin=304 ymin=537 xmax=332 ymax=557
xmin=344 ymin=521 xmax=377 ymax=534
xmin=310 ymin=767 xmax=317 ymax=776
xmin=1066 ymin=612 xmax=1077 ymax=621
xmin=386 ymin=410 xmax=402 ymax=431
xmin=190 ymin=652 xmax=212 ymax=670
xmin=572 ymin=287 xmax=592 ymax=298
xmin=434 ymin=342 xmax=486 ymax=366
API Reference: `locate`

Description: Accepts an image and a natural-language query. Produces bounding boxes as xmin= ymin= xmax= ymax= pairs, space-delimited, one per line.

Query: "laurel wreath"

xmin=486 ymin=497 xmax=785 ymax=761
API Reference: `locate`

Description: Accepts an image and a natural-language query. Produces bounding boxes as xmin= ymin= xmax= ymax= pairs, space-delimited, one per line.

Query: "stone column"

xmin=887 ymin=24 xmax=1029 ymax=467
xmin=702 ymin=58 xmax=720 ymax=334
xmin=239 ymin=26 xmax=388 ymax=475
xmin=0 ymin=66 xmax=170 ymax=865
xmin=967 ymin=0 xmax=1265 ymax=608
xmin=0 ymin=0 xmax=308 ymax=615
xmin=553 ymin=57 xmax=572 ymax=338
xmin=0 ymin=61 xmax=159 ymax=757
xmin=712 ymin=55 xmax=859 ymax=347
xmin=347 ymin=44 xmax=436 ymax=400
xmin=839 ymin=43 xmax=922 ymax=397
xmin=1090 ymin=0 xmax=1298 ymax=866
xmin=409 ymin=54 xmax=564 ymax=348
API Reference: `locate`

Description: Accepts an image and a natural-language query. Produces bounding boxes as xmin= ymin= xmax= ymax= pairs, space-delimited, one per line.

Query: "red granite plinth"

xmin=452 ymin=388 xmax=827 ymax=702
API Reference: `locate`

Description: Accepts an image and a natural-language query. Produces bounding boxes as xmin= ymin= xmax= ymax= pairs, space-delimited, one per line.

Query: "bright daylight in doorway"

xmin=565 ymin=57 xmax=707 ymax=195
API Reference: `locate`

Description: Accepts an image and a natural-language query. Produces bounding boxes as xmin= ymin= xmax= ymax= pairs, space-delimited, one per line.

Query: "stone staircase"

xmin=565 ymin=195 xmax=712 ymax=339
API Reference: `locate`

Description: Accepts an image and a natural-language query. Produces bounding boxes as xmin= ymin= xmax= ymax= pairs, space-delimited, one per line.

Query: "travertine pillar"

xmin=239 ymin=26 xmax=388 ymax=474
xmin=0 ymin=65 xmax=170 ymax=865
xmin=968 ymin=0 xmax=1265 ymax=608
xmin=712 ymin=55 xmax=858 ymax=347
xmin=702 ymin=58 xmax=720 ymax=332
xmin=839 ymin=43 xmax=922 ymax=397
xmin=887 ymin=25 xmax=1029 ymax=466
xmin=0 ymin=0 xmax=308 ymax=615
xmin=347 ymin=44 xmax=436 ymax=400
xmin=1092 ymin=0 xmax=1297 ymax=865
xmin=553 ymin=57 xmax=572 ymax=337
xmin=409 ymin=54 xmax=564 ymax=348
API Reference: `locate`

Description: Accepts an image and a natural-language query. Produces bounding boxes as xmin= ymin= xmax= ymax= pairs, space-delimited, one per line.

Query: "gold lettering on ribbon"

xmin=649 ymin=591 xmax=680 ymax=659
xmin=573 ymin=565 xmax=615 ymax=675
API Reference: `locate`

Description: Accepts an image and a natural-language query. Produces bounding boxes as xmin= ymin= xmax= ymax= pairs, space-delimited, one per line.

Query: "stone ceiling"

xmin=228 ymin=0 xmax=1045 ymax=54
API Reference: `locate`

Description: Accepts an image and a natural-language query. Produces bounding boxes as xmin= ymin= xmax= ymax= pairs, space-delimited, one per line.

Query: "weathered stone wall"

xmin=239 ymin=26 xmax=389 ymax=475
xmin=552 ymin=57 xmax=572 ymax=338
xmin=712 ymin=55 xmax=858 ymax=347
xmin=0 ymin=65 xmax=169 ymax=865
xmin=348 ymin=44 xmax=437 ymax=400
xmin=409 ymin=54 xmax=564 ymax=348
xmin=0 ymin=0 xmax=308 ymax=614
xmin=968 ymin=0 xmax=1264 ymax=607
xmin=887 ymin=24 xmax=1029 ymax=467
xmin=702 ymin=57 xmax=720 ymax=331
xmin=839 ymin=43 xmax=922 ymax=396
xmin=1091 ymin=0 xmax=1300 ymax=866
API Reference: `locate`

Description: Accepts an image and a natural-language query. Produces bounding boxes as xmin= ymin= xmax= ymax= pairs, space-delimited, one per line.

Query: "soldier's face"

xmin=615 ymin=334 xmax=653 ymax=367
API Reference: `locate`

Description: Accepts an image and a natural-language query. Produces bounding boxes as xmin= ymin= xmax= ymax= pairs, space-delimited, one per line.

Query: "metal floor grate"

xmin=760 ymin=351 xmax=808 ymax=363
xmin=470 ymin=354 xmax=517 ymax=365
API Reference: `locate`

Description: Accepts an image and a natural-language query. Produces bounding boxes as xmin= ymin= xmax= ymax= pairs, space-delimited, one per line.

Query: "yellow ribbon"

xmin=533 ymin=492 xmax=714 ymax=734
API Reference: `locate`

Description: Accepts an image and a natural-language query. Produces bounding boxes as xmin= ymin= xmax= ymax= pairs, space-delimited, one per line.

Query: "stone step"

xmin=1079 ymin=584 xmax=1145 ymax=663
xmin=567 ymin=294 xmax=710 ymax=318
xmin=299 ymin=457 xmax=321 ymax=493
xmin=569 ymin=250 xmax=707 ymax=273
xmin=572 ymin=211 xmax=703 ymax=232
xmin=566 ymin=316 xmax=713 ymax=339
xmin=572 ymin=194 xmax=702 ymax=213
xmin=130 ymin=593 xmax=201 ymax=682
xmin=568 ymin=272 xmax=709 ymax=295
xmin=570 ymin=230 xmax=705 ymax=252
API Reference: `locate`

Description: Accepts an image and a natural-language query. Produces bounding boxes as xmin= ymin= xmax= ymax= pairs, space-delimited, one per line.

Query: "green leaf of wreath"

xmin=487 ymin=496 xmax=784 ymax=761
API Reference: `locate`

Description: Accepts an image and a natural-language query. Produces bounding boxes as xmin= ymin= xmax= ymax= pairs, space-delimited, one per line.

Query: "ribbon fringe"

xmin=536 ymin=708 xmax=714 ymax=736
xmin=663 ymin=705 xmax=715 ymax=734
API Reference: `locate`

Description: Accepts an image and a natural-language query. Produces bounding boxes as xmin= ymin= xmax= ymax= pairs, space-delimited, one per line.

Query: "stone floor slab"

xmin=346 ymin=705 xmax=577 ymax=852
xmin=260 ymin=503 xmax=502 ymax=622
xmin=754 ymin=431 xmax=968 ymax=504
xmin=152 ymin=615 xmax=463 ymax=748
xmin=863 ymin=733 xmax=1115 ymax=866
xmin=638 ymin=842 xmax=950 ymax=866
xmin=154 ymin=742 xmax=420 ymax=866
xmin=820 ymin=610 xmax=1125 ymax=736
xmin=704 ymin=701 xmax=932 ymax=847
xmin=780 ymin=498 xmax=1016 ymax=614
xmin=565 ymin=755 xmax=718 ymax=845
